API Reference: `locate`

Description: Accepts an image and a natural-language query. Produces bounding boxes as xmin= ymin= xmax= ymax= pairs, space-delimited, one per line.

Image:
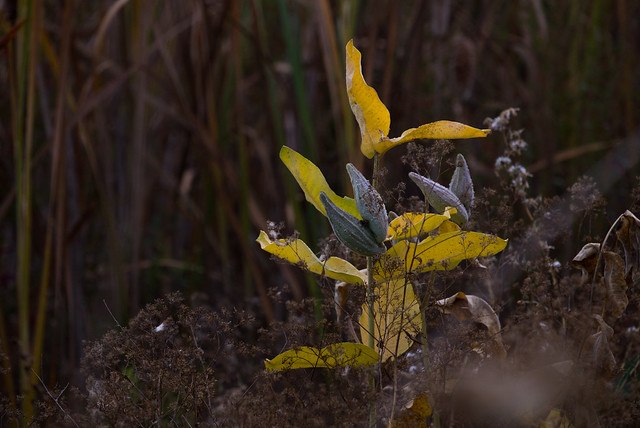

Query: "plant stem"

xmin=366 ymin=153 xmax=382 ymax=427
xmin=366 ymin=254 xmax=376 ymax=428
xmin=366 ymin=256 xmax=375 ymax=350
xmin=421 ymin=272 xmax=440 ymax=428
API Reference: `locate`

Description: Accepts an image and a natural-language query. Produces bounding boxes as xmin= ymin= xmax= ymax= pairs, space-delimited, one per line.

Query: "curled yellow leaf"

xmin=346 ymin=40 xmax=490 ymax=158
xmin=346 ymin=40 xmax=390 ymax=159
xmin=257 ymin=231 xmax=365 ymax=284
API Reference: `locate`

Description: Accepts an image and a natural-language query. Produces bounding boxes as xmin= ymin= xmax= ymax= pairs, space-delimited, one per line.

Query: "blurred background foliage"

xmin=0 ymin=0 xmax=638 ymax=419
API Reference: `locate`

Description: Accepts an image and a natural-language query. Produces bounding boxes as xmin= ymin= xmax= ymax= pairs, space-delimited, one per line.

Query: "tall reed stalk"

xmin=10 ymin=0 xmax=39 ymax=423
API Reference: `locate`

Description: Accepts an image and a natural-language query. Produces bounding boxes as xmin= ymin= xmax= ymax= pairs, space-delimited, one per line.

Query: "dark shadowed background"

xmin=1 ymin=0 xmax=639 ymax=422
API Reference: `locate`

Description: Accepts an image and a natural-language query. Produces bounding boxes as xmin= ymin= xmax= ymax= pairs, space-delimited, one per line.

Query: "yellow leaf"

xmin=360 ymin=277 xmax=422 ymax=362
xmin=392 ymin=393 xmax=433 ymax=427
xmin=382 ymin=230 xmax=507 ymax=277
xmin=346 ymin=41 xmax=490 ymax=158
xmin=540 ymin=408 xmax=573 ymax=428
xmin=387 ymin=212 xmax=451 ymax=241
xmin=377 ymin=120 xmax=490 ymax=155
xmin=377 ymin=122 xmax=490 ymax=157
xmin=264 ymin=343 xmax=378 ymax=372
xmin=346 ymin=40 xmax=390 ymax=159
xmin=280 ymin=146 xmax=360 ymax=218
xmin=438 ymin=219 xmax=461 ymax=234
xmin=257 ymin=231 xmax=365 ymax=284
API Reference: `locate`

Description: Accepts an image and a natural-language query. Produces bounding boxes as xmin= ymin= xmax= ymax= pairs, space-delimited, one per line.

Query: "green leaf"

xmin=380 ymin=230 xmax=507 ymax=278
xmin=257 ymin=231 xmax=365 ymax=284
xmin=346 ymin=40 xmax=390 ymax=159
xmin=280 ymin=146 xmax=360 ymax=218
xmin=359 ymin=277 xmax=422 ymax=362
xmin=265 ymin=343 xmax=378 ymax=372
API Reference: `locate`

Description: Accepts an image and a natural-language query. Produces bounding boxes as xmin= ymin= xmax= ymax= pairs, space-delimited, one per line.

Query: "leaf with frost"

xmin=436 ymin=292 xmax=506 ymax=357
xmin=265 ymin=343 xmax=378 ymax=372
xmin=257 ymin=231 xmax=365 ymax=284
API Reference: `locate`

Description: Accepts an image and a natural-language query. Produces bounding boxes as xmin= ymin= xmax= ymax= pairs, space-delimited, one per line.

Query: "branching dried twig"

xmin=32 ymin=370 xmax=80 ymax=428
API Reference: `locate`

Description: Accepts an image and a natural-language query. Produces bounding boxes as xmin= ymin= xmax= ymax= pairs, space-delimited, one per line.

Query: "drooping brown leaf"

xmin=602 ymin=251 xmax=628 ymax=318
xmin=571 ymin=242 xmax=600 ymax=279
xmin=584 ymin=315 xmax=616 ymax=379
xmin=435 ymin=292 xmax=506 ymax=357
xmin=615 ymin=210 xmax=640 ymax=282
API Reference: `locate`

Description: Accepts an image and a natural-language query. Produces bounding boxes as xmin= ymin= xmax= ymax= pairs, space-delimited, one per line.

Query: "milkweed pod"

xmin=449 ymin=154 xmax=474 ymax=213
xmin=320 ymin=192 xmax=386 ymax=256
xmin=409 ymin=172 xmax=468 ymax=227
xmin=346 ymin=163 xmax=389 ymax=243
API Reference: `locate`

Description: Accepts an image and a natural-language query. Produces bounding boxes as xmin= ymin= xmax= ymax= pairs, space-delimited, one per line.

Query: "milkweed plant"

xmin=256 ymin=40 xmax=508 ymax=424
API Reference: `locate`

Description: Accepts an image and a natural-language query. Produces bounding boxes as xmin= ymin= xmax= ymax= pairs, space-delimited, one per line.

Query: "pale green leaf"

xmin=360 ymin=277 xmax=422 ymax=362
xmin=280 ymin=146 xmax=360 ymax=218
xmin=257 ymin=231 xmax=365 ymax=284
xmin=265 ymin=343 xmax=378 ymax=372
xmin=346 ymin=40 xmax=390 ymax=159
